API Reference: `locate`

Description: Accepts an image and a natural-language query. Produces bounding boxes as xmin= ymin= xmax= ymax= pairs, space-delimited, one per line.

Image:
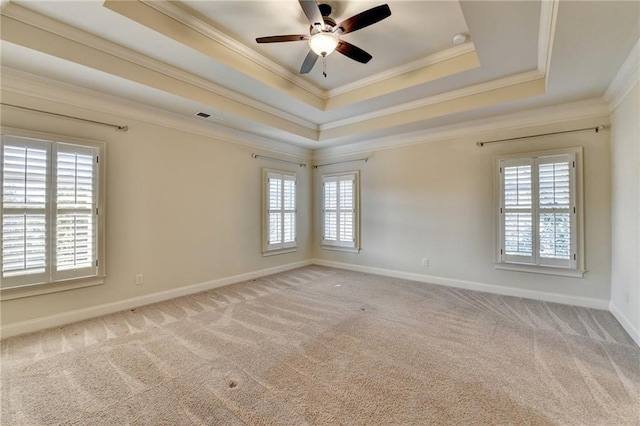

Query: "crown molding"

xmin=605 ymin=38 xmax=640 ymax=112
xmin=327 ymin=43 xmax=477 ymax=98
xmin=1 ymin=2 xmax=535 ymax=144
xmin=142 ymin=0 xmax=324 ymax=101
xmin=1 ymin=3 xmax=317 ymax=133
xmin=320 ymin=69 xmax=544 ymax=132
xmin=1 ymin=0 xmax=580 ymax=148
xmin=0 ymin=69 xmax=610 ymax=167
xmin=537 ymin=0 xmax=559 ymax=78
xmin=314 ymin=97 xmax=610 ymax=161
xmin=0 ymin=67 xmax=312 ymax=160
xmin=103 ymin=0 xmax=324 ymax=110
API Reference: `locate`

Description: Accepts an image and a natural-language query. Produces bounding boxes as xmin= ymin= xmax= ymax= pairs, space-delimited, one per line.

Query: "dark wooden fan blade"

xmin=256 ymin=35 xmax=308 ymax=43
xmin=336 ymin=41 xmax=372 ymax=64
xmin=336 ymin=4 xmax=391 ymax=35
xmin=300 ymin=50 xmax=319 ymax=74
xmin=299 ymin=0 xmax=325 ymax=30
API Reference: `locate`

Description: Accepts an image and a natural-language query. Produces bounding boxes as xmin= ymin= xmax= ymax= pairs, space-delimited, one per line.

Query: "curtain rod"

xmin=251 ymin=153 xmax=306 ymax=167
xmin=313 ymin=157 xmax=369 ymax=169
xmin=1 ymin=103 xmax=129 ymax=131
xmin=476 ymin=125 xmax=606 ymax=147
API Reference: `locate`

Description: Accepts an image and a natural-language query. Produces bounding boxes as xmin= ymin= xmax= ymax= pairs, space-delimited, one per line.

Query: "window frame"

xmin=321 ymin=170 xmax=360 ymax=253
xmin=494 ymin=147 xmax=584 ymax=278
xmin=1 ymin=128 xmax=106 ymax=300
xmin=262 ymin=168 xmax=297 ymax=256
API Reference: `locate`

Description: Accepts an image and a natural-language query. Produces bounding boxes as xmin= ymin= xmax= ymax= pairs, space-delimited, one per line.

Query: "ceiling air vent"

xmin=194 ymin=111 xmax=223 ymax=121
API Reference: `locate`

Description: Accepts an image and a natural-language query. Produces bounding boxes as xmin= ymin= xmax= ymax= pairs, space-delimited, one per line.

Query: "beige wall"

xmin=610 ymin=81 xmax=640 ymax=341
xmin=313 ymin=118 xmax=612 ymax=302
xmin=0 ymin=90 xmax=617 ymax=332
xmin=0 ymin=93 xmax=312 ymax=326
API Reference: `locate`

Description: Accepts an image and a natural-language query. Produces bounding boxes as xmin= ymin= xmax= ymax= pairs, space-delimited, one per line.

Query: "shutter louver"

xmin=2 ymin=214 xmax=47 ymax=277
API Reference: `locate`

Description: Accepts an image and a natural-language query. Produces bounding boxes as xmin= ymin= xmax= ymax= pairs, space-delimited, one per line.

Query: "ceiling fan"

xmin=256 ymin=0 xmax=392 ymax=75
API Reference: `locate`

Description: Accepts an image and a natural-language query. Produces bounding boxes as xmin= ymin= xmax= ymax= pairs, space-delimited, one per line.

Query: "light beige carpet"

xmin=1 ymin=266 xmax=638 ymax=425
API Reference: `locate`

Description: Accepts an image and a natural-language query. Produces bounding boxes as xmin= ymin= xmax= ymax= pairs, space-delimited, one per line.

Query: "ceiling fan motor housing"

xmin=318 ymin=3 xmax=332 ymax=17
xmin=310 ymin=16 xmax=336 ymax=35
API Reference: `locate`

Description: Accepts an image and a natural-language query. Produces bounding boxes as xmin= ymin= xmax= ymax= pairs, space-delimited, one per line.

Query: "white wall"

xmin=313 ymin=117 xmax=612 ymax=307
xmin=0 ymin=92 xmax=312 ymax=329
xmin=610 ymin=81 xmax=640 ymax=344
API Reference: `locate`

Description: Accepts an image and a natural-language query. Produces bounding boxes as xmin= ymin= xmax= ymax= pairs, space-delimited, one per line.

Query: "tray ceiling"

xmin=0 ymin=1 xmax=638 ymax=149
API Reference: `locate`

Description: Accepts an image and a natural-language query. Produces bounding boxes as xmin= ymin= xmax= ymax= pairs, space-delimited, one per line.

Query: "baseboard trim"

xmin=1 ymin=259 xmax=615 ymax=339
xmin=0 ymin=260 xmax=312 ymax=339
xmin=312 ymin=259 xmax=610 ymax=310
xmin=610 ymin=302 xmax=640 ymax=347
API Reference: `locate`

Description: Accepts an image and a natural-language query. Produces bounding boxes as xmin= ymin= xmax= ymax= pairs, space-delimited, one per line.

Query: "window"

xmin=496 ymin=147 xmax=584 ymax=277
xmin=1 ymin=133 xmax=105 ymax=294
xmin=263 ymin=169 xmax=296 ymax=255
xmin=322 ymin=171 xmax=360 ymax=252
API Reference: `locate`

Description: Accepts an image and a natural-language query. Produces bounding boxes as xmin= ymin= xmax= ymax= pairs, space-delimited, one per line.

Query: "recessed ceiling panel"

xmin=181 ymin=0 xmax=470 ymax=89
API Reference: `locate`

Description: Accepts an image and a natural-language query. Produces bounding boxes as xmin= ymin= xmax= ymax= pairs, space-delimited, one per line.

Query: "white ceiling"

xmin=0 ymin=0 xmax=638 ymax=150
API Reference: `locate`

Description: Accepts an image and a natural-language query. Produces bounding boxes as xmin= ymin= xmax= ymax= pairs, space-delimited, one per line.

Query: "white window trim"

xmin=321 ymin=170 xmax=360 ymax=253
xmin=0 ymin=127 xmax=106 ymax=300
xmin=494 ymin=147 xmax=585 ymax=277
xmin=262 ymin=168 xmax=297 ymax=256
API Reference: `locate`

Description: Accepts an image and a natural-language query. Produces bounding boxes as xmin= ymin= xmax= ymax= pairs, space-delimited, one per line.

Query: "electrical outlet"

xmin=135 ymin=273 xmax=144 ymax=285
xmin=421 ymin=258 xmax=429 ymax=267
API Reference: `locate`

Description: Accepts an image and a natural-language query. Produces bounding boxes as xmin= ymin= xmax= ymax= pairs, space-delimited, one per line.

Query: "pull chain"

xmin=322 ymin=56 xmax=327 ymax=78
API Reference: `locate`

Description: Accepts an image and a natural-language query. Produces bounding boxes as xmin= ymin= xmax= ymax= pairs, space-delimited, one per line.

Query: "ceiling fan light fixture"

xmin=309 ymin=32 xmax=339 ymax=57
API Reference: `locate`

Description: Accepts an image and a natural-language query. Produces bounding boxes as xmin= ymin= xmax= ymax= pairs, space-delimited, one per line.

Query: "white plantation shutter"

xmin=54 ymin=143 xmax=98 ymax=280
xmin=322 ymin=172 xmax=359 ymax=250
xmin=323 ymin=179 xmax=338 ymax=242
xmin=1 ymin=135 xmax=102 ymax=289
xmin=339 ymin=179 xmax=354 ymax=243
xmin=283 ymin=177 xmax=296 ymax=244
xmin=264 ymin=170 xmax=296 ymax=253
xmin=498 ymin=151 xmax=577 ymax=270
xmin=537 ymin=155 xmax=574 ymax=268
xmin=502 ymin=159 xmax=533 ymax=263
xmin=268 ymin=176 xmax=282 ymax=246
xmin=1 ymin=138 xmax=50 ymax=286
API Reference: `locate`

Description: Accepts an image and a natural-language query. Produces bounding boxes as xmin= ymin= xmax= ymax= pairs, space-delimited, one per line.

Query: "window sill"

xmin=262 ymin=247 xmax=297 ymax=257
xmin=0 ymin=276 xmax=105 ymax=301
xmin=495 ymin=263 xmax=585 ymax=278
xmin=321 ymin=245 xmax=361 ymax=254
